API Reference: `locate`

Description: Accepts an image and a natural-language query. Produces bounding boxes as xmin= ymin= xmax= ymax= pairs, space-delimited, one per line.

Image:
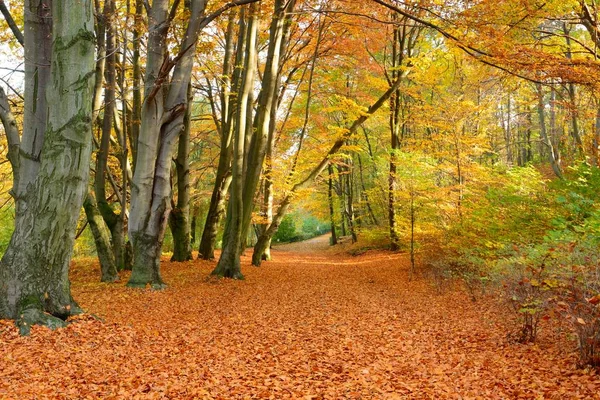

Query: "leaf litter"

xmin=1 ymin=237 xmax=599 ymax=399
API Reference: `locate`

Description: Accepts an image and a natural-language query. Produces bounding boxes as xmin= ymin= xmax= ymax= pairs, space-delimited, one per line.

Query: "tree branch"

xmin=0 ymin=0 xmax=24 ymax=46
xmin=198 ymin=0 xmax=261 ymax=30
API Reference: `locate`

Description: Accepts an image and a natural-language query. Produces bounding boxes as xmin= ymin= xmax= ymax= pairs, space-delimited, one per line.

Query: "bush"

xmin=273 ymin=215 xmax=297 ymax=243
xmin=497 ymin=246 xmax=557 ymax=343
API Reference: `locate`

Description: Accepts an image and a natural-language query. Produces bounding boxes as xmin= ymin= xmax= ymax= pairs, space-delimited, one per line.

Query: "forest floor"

xmin=1 ymin=235 xmax=600 ymax=399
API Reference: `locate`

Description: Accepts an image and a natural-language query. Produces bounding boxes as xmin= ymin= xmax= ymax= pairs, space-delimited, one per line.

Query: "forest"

xmin=3 ymin=0 xmax=600 ymax=397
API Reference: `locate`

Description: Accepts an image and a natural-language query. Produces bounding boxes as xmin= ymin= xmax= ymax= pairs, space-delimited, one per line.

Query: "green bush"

xmin=273 ymin=215 xmax=297 ymax=243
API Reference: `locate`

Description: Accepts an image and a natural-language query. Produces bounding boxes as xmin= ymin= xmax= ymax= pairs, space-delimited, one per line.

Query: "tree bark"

xmin=388 ymin=18 xmax=403 ymax=252
xmin=0 ymin=0 xmax=95 ymax=334
xmin=198 ymin=11 xmax=237 ymax=260
xmin=17 ymin=0 xmax=53 ymax=213
xmin=170 ymin=84 xmax=193 ymax=262
xmin=131 ymin=0 xmax=143 ymax=168
xmin=239 ymin=0 xmax=296 ymax=250
xmin=128 ymin=0 xmax=208 ymax=287
xmin=328 ymin=164 xmax=338 ymax=245
xmin=83 ymin=191 xmax=119 ymax=282
xmin=212 ymin=4 xmax=258 ymax=279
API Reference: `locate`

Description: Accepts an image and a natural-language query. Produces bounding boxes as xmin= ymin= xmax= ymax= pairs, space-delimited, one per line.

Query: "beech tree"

xmin=0 ymin=0 xmax=96 ymax=334
xmin=127 ymin=0 xmax=257 ymax=287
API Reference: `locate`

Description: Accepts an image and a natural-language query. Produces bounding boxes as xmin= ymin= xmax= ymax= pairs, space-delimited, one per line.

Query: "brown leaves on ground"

xmin=1 ymin=236 xmax=600 ymax=399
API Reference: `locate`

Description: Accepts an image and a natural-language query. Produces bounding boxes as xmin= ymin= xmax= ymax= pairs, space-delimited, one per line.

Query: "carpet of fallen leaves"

xmin=1 ymin=235 xmax=600 ymax=399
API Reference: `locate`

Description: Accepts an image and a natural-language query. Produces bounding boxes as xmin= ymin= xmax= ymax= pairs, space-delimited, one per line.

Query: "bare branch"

xmin=0 ymin=0 xmax=24 ymax=46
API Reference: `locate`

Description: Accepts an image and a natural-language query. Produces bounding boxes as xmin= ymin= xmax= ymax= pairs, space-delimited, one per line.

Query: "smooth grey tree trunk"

xmin=128 ymin=0 xmax=208 ymax=287
xmin=170 ymin=84 xmax=193 ymax=262
xmin=16 ymin=0 xmax=52 ymax=212
xmin=0 ymin=0 xmax=95 ymax=334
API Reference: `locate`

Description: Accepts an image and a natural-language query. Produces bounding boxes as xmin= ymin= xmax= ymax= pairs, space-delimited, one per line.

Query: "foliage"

xmin=273 ymin=214 xmax=297 ymax=243
xmin=430 ymin=163 xmax=600 ymax=365
xmin=273 ymin=210 xmax=330 ymax=244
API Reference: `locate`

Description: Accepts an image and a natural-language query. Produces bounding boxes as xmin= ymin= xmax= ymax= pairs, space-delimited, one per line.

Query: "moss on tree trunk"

xmin=0 ymin=0 xmax=95 ymax=335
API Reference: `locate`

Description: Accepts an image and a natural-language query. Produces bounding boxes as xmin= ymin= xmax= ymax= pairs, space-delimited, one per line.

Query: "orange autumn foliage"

xmin=1 ymin=236 xmax=599 ymax=399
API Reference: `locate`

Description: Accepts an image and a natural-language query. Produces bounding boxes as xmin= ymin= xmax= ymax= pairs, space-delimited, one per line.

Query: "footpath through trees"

xmin=1 ymin=238 xmax=599 ymax=398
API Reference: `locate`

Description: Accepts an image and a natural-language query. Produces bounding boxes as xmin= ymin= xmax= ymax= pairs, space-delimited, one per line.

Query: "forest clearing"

xmin=1 ymin=236 xmax=599 ymax=399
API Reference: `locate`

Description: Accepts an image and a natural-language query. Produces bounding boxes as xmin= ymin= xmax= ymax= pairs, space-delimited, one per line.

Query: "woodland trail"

xmin=1 ymin=239 xmax=600 ymax=399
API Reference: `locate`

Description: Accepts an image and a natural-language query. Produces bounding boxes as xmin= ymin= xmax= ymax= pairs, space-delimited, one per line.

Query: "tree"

xmin=252 ymin=75 xmax=406 ymax=265
xmin=0 ymin=0 xmax=96 ymax=334
xmin=127 ymin=0 xmax=257 ymax=287
xmin=198 ymin=10 xmax=238 ymax=260
xmin=169 ymin=83 xmax=194 ymax=262
xmin=211 ymin=3 xmax=259 ymax=279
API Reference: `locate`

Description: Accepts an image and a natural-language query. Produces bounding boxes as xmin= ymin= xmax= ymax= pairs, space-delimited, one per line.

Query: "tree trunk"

xmin=252 ymin=195 xmax=292 ymax=267
xmin=239 ymin=0 xmax=296 ymax=250
xmin=0 ymin=0 xmax=95 ymax=334
xmin=388 ymin=21 xmax=403 ymax=252
xmin=505 ymin=95 xmax=513 ymax=165
xmin=95 ymin=0 xmax=126 ymax=270
xmin=536 ymin=83 xmax=563 ymax=178
xmin=130 ymin=0 xmax=143 ymax=168
xmin=357 ymin=153 xmax=378 ymax=225
xmin=198 ymin=10 xmax=237 ymax=260
xmin=563 ymin=22 xmax=584 ymax=156
xmin=198 ymin=173 xmax=232 ymax=259
xmin=328 ymin=164 xmax=337 ymax=245
xmin=128 ymin=0 xmax=208 ymax=287
xmin=170 ymin=84 xmax=193 ymax=262
xmin=345 ymin=162 xmax=358 ymax=243
xmin=212 ymin=4 xmax=258 ymax=279
xmin=0 ymin=87 xmax=20 ymax=195
xmin=83 ymin=191 xmax=119 ymax=282
xmin=17 ymin=0 xmax=53 ymax=213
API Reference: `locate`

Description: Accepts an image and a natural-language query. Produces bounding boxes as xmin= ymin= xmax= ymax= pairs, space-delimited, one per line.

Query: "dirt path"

xmin=1 ymin=242 xmax=599 ymax=399
xmin=271 ymin=234 xmax=332 ymax=254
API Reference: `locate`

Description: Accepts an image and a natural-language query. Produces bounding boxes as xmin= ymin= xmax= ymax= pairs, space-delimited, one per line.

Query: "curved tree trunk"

xmin=0 ymin=0 xmax=95 ymax=334
xmin=83 ymin=191 xmax=119 ymax=282
xmin=128 ymin=0 xmax=208 ymax=287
